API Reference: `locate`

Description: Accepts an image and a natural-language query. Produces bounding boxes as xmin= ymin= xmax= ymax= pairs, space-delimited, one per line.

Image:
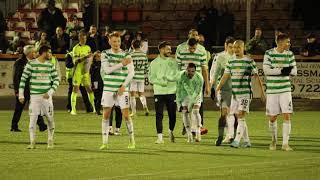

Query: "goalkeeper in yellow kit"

xmin=70 ymin=30 xmax=95 ymax=115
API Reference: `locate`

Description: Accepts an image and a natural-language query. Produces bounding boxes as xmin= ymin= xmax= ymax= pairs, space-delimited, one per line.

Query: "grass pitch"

xmin=0 ymin=110 xmax=320 ymax=180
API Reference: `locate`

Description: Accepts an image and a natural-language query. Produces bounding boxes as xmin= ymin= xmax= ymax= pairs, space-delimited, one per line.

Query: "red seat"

xmin=127 ymin=8 xmax=141 ymax=22
xmin=20 ymin=31 xmax=31 ymax=40
xmin=99 ymin=4 xmax=110 ymax=24
xmin=9 ymin=12 xmax=21 ymax=21
xmin=112 ymin=8 xmax=125 ymax=22
xmin=161 ymin=35 xmax=177 ymax=41
xmin=14 ymin=22 xmax=27 ymax=31
xmin=21 ymin=12 xmax=37 ymax=22
xmin=28 ymin=22 xmax=38 ymax=32
xmin=5 ymin=31 xmax=16 ymax=40
xmin=142 ymin=24 xmax=155 ymax=33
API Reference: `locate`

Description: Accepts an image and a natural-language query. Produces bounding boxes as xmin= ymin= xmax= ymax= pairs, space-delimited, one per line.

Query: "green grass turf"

xmin=0 ymin=110 xmax=320 ymax=180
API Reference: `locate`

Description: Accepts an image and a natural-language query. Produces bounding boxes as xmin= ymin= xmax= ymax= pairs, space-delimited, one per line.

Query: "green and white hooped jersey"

xmin=130 ymin=50 xmax=148 ymax=82
xmin=176 ymin=46 xmax=207 ymax=73
xmin=225 ymin=56 xmax=257 ymax=98
xmin=19 ymin=59 xmax=59 ymax=95
xmin=263 ymin=48 xmax=296 ymax=94
xmin=101 ymin=49 xmax=131 ymax=93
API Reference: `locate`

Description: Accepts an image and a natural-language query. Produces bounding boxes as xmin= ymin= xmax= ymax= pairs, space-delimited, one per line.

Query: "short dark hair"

xmin=188 ymin=29 xmax=198 ymax=34
xmin=188 ymin=38 xmax=198 ymax=46
xmin=158 ymin=41 xmax=170 ymax=50
xmin=275 ymin=27 xmax=284 ymax=33
xmin=79 ymin=29 xmax=87 ymax=36
xmin=307 ymin=33 xmax=316 ymax=39
xmin=39 ymin=45 xmax=51 ymax=55
xmin=187 ymin=63 xmax=196 ymax=70
xmin=132 ymin=39 xmax=141 ymax=49
xmin=225 ymin=36 xmax=235 ymax=44
xmin=276 ymin=33 xmax=289 ymax=43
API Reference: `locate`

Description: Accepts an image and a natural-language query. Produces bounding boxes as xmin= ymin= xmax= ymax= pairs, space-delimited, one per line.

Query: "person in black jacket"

xmin=10 ymin=45 xmax=47 ymax=132
xmin=86 ymin=25 xmax=106 ymax=52
xmin=37 ymin=0 xmax=67 ymax=38
xmin=90 ymin=51 xmax=103 ymax=115
xmin=301 ymin=33 xmax=320 ymax=57
xmin=50 ymin=26 xmax=70 ymax=54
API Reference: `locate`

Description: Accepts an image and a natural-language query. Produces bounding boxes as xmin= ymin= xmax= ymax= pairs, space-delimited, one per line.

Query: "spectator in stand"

xmin=37 ymin=0 xmax=67 ymax=38
xmin=86 ymin=25 xmax=105 ymax=52
xmin=245 ymin=27 xmax=269 ymax=55
xmin=0 ymin=34 xmax=8 ymax=53
xmin=83 ymin=0 xmax=95 ymax=31
xmin=135 ymin=31 xmax=148 ymax=54
xmin=35 ymin=32 xmax=51 ymax=51
xmin=121 ymin=31 xmax=133 ymax=52
xmin=198 ymin=34 xmax=211 ymax=62
xmin=0 ymin=10 xmax=5 ymax=35
xmin=51 ymin=26 xmax=70 ymax=54
xmin=66 ymin=15 xmax=83 ymax=34
xmin=272 ymin=28 xmax=284 ymax=48
xmin=301 ymin=33 xmax=320 ymax=57
xmin=7 ymin=32 xmax=25 ymax=54
xmin=69 ymin=28 xmax=79 ymax=51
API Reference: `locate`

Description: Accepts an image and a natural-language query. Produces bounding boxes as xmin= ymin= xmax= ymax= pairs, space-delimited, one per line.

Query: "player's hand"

xmin=121 ymin=58 xmax=132 ymax=66
xmin=43 ymin=93 xmax=50 ymax=99
xmin=117 ymin=85 xmax=125 ymax=96
xmin=281 ymin=66 xmax=293 ymax=76
xmin=19 ymin=97 xmax=25 ymax=104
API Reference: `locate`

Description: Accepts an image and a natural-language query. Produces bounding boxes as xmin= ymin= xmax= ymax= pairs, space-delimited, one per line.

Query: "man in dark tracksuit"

xmin=11 ymin=45 xmax=47 ymax=132
xmin=90 ymin=51 xmax=103 ymax=115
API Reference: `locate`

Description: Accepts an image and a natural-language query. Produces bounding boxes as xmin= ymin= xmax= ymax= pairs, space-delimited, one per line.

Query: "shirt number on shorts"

xmin=240 ymin=99 xmax=249 ymax=108
xmin=125 ymin=96 xmax=129 ymax=105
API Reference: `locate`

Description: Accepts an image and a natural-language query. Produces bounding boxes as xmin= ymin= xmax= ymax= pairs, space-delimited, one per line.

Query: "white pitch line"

xmin=89 ymin=156 xmax=320 ymax=180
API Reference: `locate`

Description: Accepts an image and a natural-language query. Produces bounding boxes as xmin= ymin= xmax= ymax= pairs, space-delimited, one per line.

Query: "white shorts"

xmin=229 ymin=96 xmax=251 ymax=115
xmin=29 ymin=95 xmax=54 ymax=117
xmin=130 ymin=80 xmax=145 ymax=93
xmin=101 ymin=91 xmax=130 ymax=109
xmin=266 ymin=92 xmax=293 ymax=116
xmin=181 ymin=96 xmax=202 ymax=107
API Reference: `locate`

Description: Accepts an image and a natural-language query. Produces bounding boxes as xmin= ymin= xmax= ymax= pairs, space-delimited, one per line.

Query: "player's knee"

xmin=192 ymin=108 xmax=200 ymax=114
xmin=237 ymin=111 xmax=246 ymax=119
xmin=269 ymin=116 xmax=277 ymax=122
xmin=121 ymin=108 xmax=129 ymax=119
xmin=283 ymin=113 xmax=291 ymax=121
xmin=73 ymin=86 xmax=79 ymax=92
xmin=222 ymin=108 xmax=228 ymax=116
xmin=103 ymin=108 xmax=111 ymax=119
